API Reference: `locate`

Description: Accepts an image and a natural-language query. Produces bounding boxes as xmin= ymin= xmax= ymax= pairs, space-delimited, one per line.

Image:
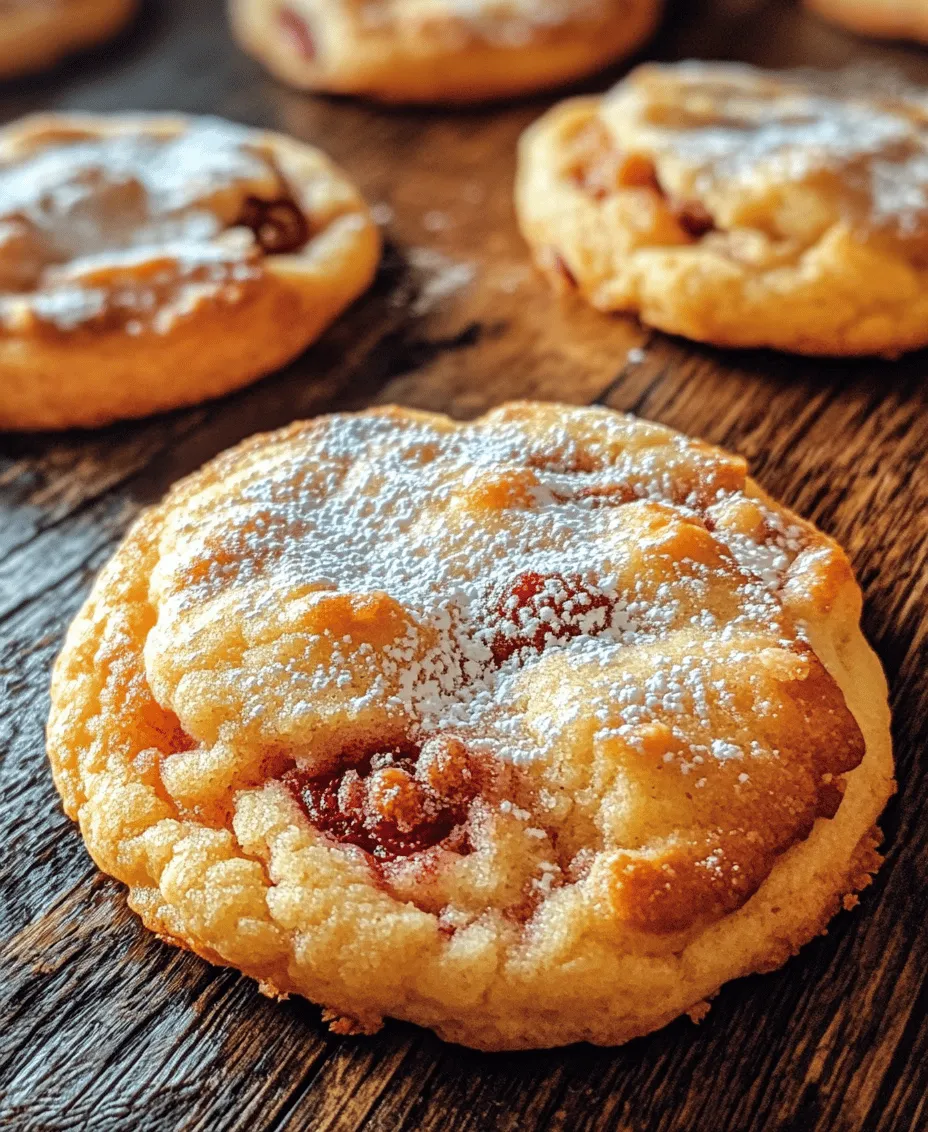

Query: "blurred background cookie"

xmin=516 ymin=61 xmax=928 ymax=357
xmin=0 ymin=0 xmax=136 ymax=79
xmin=229 ymin=0 xmax=663 ymax=104
xmin=0 ymin=112 xmax=380 ymax=430
xmin=806 ymin=0 xmax=928 ymax=45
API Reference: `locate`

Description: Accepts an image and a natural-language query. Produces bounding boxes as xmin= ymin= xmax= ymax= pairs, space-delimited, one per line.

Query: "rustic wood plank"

xmin=2 ymin=0 xmax=928 ymax=1129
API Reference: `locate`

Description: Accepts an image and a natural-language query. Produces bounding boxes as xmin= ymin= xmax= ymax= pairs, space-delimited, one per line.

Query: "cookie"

xmin=0 ymin=0 xmax=135 ymax=79
xmin=516 ymin=62 xmax=928 ymax=357
xmin=806 ymin=0 xmax=928 ymax=44
xmin=0 ymin=113 xmax=380 ymax=430
xmin=229 ymin=0 xmax=662 ymax=104
xmin=47 ymin=401 xmax=894 ymax=1051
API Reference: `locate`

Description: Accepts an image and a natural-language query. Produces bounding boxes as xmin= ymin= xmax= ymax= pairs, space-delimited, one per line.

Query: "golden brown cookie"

xmin=47 ymin=401 xmax=894 ymax=1051
xmin=806 ymin=0 xmax=928 ymax=44
xmin=229 ymin=0 xmax=662 ymax=104
xmin=516 ymin=62 xmax=928 ymax=357
xmin=0 ymin=113 xmax=380 ymax=430
xmin=0 ymin=0 xmax=135 ymax=79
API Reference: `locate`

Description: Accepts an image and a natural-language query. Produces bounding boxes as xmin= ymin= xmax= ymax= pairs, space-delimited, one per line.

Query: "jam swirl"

xmin=284 ymin=737 xmax=475 ymax=861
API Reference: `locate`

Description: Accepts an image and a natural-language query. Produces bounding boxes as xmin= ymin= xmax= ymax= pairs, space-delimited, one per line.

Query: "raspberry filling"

xmin=490 ymin=571 xmax=614 ymax=663
xmin=549 ymin=251 xmax=577 ymax=289
xmin=284 ymin=737 xmax=476 ymax=860
xmin=673 ymin=199 xmax=716 ymax=239
xmin=278 ymin=6 xmax=317 ymax=60
xmin=567 ymin=128 xmax=718 ymax=242
xmin=236 ymin=195 xmax=311 ymax=255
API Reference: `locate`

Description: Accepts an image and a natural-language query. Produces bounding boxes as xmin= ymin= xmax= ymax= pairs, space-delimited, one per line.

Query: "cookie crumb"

xmin=686 ymin=1001 xmax=712 ymax=1024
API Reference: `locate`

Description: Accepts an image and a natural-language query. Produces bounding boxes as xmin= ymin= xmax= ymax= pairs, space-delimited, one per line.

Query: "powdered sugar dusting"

xmin=605 ymin=61 xmax=928 ymax=238
xmin=0 ymin=117 xmax=292 ymax=333
xmin=150 ymin=408 xmax=818 ymax=773
xmin=358 ymin=0 xmax=612 ymax=44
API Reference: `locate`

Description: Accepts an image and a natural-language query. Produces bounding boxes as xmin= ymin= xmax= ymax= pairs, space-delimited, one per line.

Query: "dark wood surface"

xmin=1 ymin=1 xmax=928 ymax=1129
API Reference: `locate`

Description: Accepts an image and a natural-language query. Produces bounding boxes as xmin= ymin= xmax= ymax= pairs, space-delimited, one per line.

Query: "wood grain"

xmin=1 ymin=1 xmax=927 ymax=1129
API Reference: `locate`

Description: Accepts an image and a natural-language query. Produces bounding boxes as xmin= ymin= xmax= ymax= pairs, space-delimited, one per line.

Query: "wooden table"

xmin=1 ymin=2 xmax=927 ymax=1129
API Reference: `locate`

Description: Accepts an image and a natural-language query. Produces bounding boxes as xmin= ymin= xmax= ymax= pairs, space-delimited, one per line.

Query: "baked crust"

xmin=515 ymin=62 xmax=928 ymax=357
xmin=0 ymin=0 xmax=135 ymax=79
xmin=47 ymin=401 xmax=894 ymax=1050
xmin=806 ymin=0 xmax=928 ymax=44
xmin=0 ymin=113 xmax=380 ymax=430
xmin=228 ymin=0 xmax=662 ymax=104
